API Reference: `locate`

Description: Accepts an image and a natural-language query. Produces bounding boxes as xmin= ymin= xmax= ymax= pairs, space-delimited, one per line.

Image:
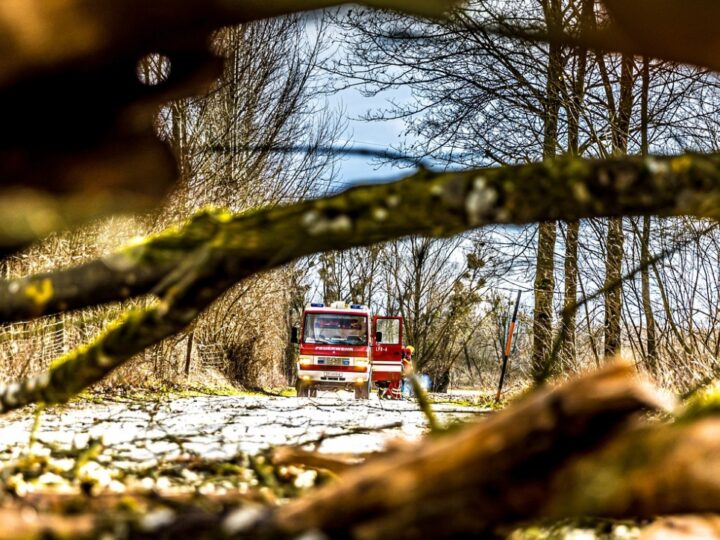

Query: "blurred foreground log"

xmin=260 ymin=364 xmax=663 ymax=539
xmin=543 ymin=415 xmax=720 ymax=520
xmin=640 ymin=515 xmax=720 ymax=540
xmin=10 ymin=365 xmax=720 ymax=538
xmin=5 ymin=151 xmax=720 ymax=326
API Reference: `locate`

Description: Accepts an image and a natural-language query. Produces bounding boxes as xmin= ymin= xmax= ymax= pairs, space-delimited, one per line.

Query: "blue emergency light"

xmin=310 ymin=303 xmax=324 ymax=307
xmin=350 ymin=304 xmax=363 ymax=309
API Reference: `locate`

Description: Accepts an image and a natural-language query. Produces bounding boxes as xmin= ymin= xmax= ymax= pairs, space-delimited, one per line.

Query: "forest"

xmin=0 ymin=0 xmax=720 ymax=538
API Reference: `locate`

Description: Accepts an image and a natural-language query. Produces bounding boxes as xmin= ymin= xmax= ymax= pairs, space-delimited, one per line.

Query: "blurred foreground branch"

xmin=494 ymin=0 xmax=720 ymax=73
xmin=3 ymin=152 xmax=720 ymax=324
xmin=0 ymin=0 xmax=460 ymax=254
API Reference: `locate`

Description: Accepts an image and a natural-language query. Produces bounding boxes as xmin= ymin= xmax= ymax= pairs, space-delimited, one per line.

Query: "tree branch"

xmin=2 ymin=151 xmax=720 ymax=409
xmin=3 ymin=151 xmax=720 ymax=323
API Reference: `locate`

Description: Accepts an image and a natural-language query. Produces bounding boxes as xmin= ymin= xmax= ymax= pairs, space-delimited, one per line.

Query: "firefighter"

xmin=382 ymin=345 xmax=414 ymax=400
xmin=398 ymin=345 xmax=415 ymax=399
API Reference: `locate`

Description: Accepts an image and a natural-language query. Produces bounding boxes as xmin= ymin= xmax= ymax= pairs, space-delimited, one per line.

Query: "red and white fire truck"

xmin=291 ymin=302 xmax=408 ymax=400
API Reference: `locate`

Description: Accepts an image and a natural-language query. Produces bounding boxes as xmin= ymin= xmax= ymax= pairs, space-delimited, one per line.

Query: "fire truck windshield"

xmin=303 ymin=313 xmax=368 ymax=346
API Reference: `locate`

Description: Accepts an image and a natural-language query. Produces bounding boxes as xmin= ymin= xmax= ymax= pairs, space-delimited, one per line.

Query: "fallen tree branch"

xmin=2 ymin=152 xmax=720 ymax=409
xmin=0 ymin=364 xmax=665 ymax=539
xmin=16 ymin=365 xmax=720 ymax=539
xmin=3 ymin=151 xmax=720 ymax=324
xmin=10 ymin=364 xmax=651 ymax=539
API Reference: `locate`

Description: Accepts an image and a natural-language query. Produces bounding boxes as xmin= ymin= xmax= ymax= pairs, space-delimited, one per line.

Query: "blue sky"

xmin=304 ymin=14 xmax=425 ymax=187
xmin=327 ymin=85 xmax=419 ymax=186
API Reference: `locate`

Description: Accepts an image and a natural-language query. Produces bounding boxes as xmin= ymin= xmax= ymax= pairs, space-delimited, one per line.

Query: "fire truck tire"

xmin=309 ymin=387 xmax=318 ymax=398
xmin=296 ymin=380 xmax=309 ymax=398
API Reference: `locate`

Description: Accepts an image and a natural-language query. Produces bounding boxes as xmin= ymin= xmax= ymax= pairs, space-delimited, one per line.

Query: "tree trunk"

xmin=639 ymin=57 xmax=658 ymax=372
xmin=561 ymin=221 xmax=579 ymax=367
xmin=532 ymin=0 xmax=562 ymax=382
xmin=604 ymin=54 xmax=634 ymax=359
xmin=559 ymin=0 xmax=591 ymax=369
xmin=533 ymin=222 xmax=557 ymax=381
xmin=604 ymin=218 xmax=624 ymax=358
xmin=432 ymin=368 xmax=451 ymax=393
xmin=640 ymin=217 xmax=658 ymax=370
xmin=184 ymin=331 xmax=194 ymax=376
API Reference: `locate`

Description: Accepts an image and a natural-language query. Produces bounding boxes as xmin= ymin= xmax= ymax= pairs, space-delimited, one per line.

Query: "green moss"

xmin=509 ymin=518 xmax=643 ymax=540
xmin=678 ymin=382 xmax=720 ymax=421
xmin=24 ymin=278 xmax=54 ymax=309
xmin=113 ymin=207 xmax=235 ymax=267
xmin=170 ymin=386 xmax=246 ymax=398
xmin=73 ymin=391 xmax=108 ymax=405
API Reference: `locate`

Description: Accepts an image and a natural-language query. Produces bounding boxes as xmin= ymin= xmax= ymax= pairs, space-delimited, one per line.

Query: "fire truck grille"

xmin=317 ymin=357 xmax=351 ymax=366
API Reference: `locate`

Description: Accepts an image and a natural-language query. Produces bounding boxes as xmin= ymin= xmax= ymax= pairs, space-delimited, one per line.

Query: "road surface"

xmin=0 ymin=391 xmax=488 ymax=494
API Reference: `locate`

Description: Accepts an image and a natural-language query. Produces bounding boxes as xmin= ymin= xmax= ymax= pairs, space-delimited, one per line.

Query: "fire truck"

xmin=291 ymin=302 xmax=407 ymax=400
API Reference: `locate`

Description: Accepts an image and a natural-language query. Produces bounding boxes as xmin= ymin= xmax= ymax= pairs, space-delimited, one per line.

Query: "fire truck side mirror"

xmin=375 ymin=331 xmax=383 ymax=343
xmin=291 ymin=327 xmax=299 ymax=344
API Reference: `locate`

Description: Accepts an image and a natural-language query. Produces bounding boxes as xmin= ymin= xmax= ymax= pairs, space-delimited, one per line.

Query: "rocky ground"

xmin=0 ymin=391 xmax=486 ymax=498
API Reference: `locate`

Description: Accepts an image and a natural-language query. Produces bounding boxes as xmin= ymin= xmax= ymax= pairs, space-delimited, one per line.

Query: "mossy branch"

xmin=1 ymin=152 xmax=720 ymax=409
xmin=3 ymin=152 xmax=720 ymax=324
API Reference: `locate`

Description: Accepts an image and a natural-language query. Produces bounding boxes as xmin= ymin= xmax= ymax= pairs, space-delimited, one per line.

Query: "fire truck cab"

xmin=292 ymin=302 xmax=405 ymax=400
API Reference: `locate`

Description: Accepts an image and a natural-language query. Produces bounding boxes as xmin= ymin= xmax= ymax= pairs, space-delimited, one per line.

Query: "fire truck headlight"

xmin=355 ymin=359 xmax=369 ymax=369
xmin=298 ymin=356 xmax=313 ymax=368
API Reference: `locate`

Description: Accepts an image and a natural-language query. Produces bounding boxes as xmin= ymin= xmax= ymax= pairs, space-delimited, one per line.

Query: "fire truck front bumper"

xmin=297 ymin=366 xmax=370 ymax=386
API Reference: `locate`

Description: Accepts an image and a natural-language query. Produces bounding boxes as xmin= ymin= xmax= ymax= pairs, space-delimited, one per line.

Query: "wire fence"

xmin=0 ymin=312 xmax=234 ymax=385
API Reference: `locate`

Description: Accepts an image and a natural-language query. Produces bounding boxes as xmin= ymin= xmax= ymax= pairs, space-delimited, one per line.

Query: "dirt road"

xmin=0 ymin=392 xmax=487 ymax=493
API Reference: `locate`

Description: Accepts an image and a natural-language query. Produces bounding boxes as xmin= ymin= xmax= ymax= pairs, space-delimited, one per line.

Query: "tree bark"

xmin=604 ymin=217 xmax=625 ymax=358
xmin=532 ymin=0 xmax=562 ymax=383
xmin=639 ymin=57 xmax=658 ymax=372
xmin=604 ymin=54 xmax=634 ymax=359
xmin=559 ymin=0 xmax=592 ymax=369
xmin=561 ymin=221 xmax=579 ymax=367
xmin=533 ymin=222 xmax=557 ymax=381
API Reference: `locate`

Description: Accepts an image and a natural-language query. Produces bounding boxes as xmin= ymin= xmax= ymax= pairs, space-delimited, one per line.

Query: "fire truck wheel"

xmin=296 ymin=380 xmax=309 ymax=398
xmin=309 ymin=387 xmax=318 ymax=398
